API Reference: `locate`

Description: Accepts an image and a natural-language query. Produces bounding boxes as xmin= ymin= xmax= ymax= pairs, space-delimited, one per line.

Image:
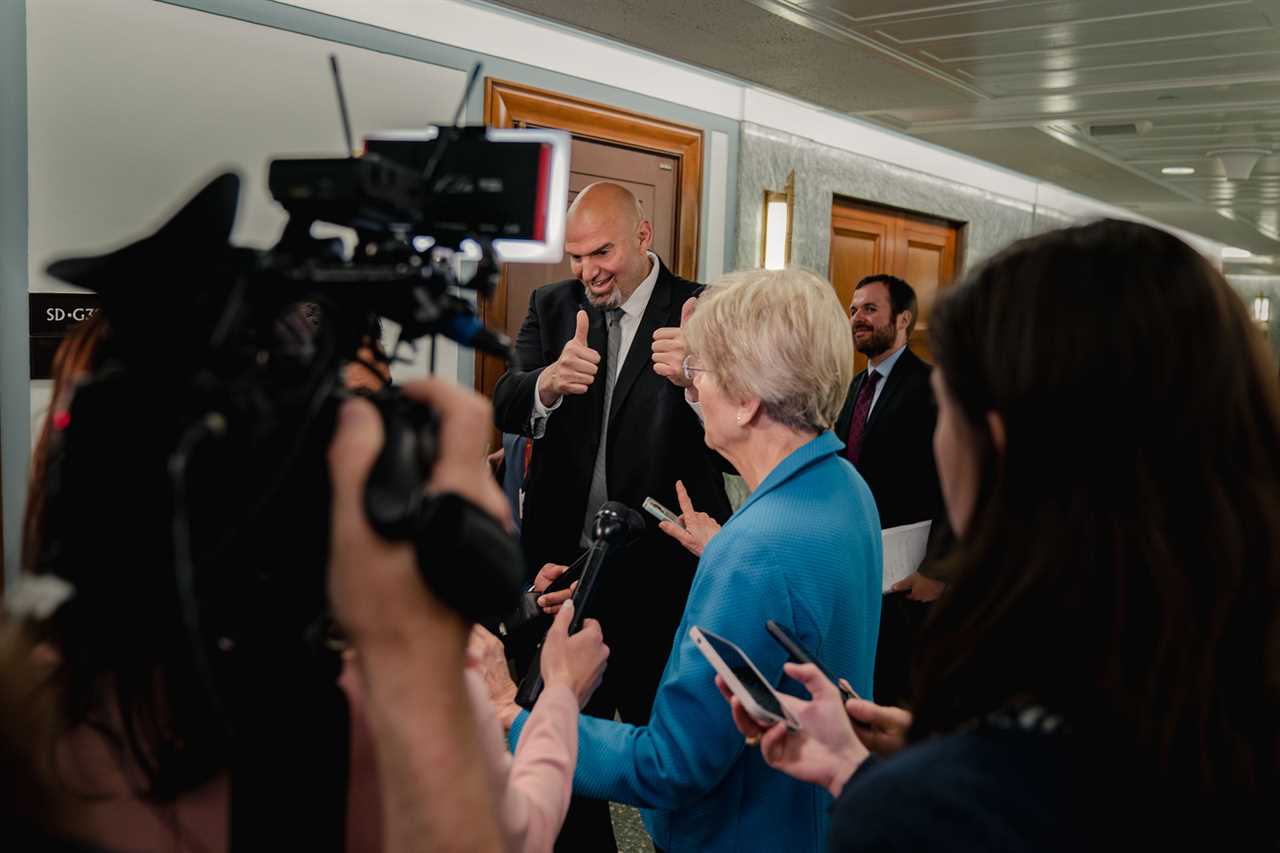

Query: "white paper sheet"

xmin=881 ymin=520 xmax=931 ymax=592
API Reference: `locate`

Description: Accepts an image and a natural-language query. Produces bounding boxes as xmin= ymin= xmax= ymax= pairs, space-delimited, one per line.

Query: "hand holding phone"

xmin=643 ymin=496 xmax=684 ymax=528
xmin=691 ymin=626 xmax=798 ymax=731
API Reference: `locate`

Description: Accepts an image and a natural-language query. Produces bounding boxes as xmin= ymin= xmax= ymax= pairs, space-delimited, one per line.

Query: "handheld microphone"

xmin=514 ymin=501 xmax=645 ymax=709
xmin=590 ymin=500 xmax=647 ymax=546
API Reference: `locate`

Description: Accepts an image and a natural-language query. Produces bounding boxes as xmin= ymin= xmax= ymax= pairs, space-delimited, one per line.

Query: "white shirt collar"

xmin=617 ymin=252 xmax=660 ymax=320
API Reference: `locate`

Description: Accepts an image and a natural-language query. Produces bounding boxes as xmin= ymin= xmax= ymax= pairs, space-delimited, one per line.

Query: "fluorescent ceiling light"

xmin=1161 ymin=166 xmax=1195 ymax=175
xmin=1222 ymin=246 xmax=1253 ymax=259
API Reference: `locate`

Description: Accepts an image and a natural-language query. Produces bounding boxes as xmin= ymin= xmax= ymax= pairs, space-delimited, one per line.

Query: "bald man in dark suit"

xmin=493 ymin=183 xmax=730 ymax=850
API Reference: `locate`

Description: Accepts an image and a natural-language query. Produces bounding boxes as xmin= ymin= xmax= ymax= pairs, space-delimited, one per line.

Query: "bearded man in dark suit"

xmin=835 ymin=274 xmax=951 ymax=708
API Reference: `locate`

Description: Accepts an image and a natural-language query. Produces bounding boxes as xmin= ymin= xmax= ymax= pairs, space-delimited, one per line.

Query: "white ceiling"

xmin=487 ymin=0 xmax=1280 ymax=270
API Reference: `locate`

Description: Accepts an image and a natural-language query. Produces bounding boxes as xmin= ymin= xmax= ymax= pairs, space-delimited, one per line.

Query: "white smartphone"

xmin=643 ymin=496 xmax=684 ymax=528
xmin=690 ymin=625 xmax=799 ymax=731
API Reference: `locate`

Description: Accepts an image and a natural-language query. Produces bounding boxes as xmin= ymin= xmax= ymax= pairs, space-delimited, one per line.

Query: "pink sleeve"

xmin=505 ymin=683 xmax=579 ymax=853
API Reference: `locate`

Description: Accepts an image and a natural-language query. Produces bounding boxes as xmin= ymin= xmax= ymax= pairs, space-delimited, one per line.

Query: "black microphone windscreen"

xmin=598 ymin=501 xmax=647 ymax=539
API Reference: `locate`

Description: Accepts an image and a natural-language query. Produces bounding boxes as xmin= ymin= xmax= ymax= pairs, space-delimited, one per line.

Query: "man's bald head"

xmin=564 ymin=182 xmax=655 ymax=308
xmin=567 ymin=182 xmax=646 ymax=231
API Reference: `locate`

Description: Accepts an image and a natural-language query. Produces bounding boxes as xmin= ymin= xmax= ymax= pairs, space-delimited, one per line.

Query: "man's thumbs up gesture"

xmin=538 ymin=309 xmax=602 ymax=408
xmin=651 ymin=296 xmax=698 ymax=389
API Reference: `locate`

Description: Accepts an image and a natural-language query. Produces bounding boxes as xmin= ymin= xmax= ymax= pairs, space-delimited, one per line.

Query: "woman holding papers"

xmin=719 ymin=219 xmax=1280 ymax=850
xmin=485 ymin=268 xmax=882 ymax=852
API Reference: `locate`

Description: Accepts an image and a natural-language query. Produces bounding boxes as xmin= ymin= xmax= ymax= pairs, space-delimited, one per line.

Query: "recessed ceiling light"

xmin=1222 ymin=246 xmax=1253 ymax=259
xmin=1162 ymin=166 xmax=1196 ymax=175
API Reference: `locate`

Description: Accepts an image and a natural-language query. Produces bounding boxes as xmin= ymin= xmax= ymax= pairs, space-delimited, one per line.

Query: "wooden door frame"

xmin=478 ymin=78 xmax=704 ymax=394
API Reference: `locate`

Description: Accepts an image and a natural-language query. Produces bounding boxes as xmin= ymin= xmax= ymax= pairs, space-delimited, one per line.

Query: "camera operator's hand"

xmin=328 ymin=395 xmax=467 ymax=649
xmin=537 ymin=310 xmax=599 ymax=408
xmin=539 ymin=600 xmax=609 ymax=710
xmin=328 ymin=383 xmax=509 ymax=853
xmin=329 ymin=378 xmax=511 ymax=646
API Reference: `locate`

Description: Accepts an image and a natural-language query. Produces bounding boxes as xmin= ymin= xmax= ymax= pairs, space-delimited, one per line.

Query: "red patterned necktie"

xmin=845 ymin=370 xmax=882 ymax=465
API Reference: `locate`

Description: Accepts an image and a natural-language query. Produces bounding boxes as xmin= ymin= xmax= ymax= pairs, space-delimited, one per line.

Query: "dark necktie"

xmin=582 ymin=308 xmax=624 ymax=545
xmin=845 ymin=369 xmax=881 ymax=465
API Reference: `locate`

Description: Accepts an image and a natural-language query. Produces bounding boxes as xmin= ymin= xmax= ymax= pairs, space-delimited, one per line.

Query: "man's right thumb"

xmin=574 ymin=310 xmax=589 ymax=343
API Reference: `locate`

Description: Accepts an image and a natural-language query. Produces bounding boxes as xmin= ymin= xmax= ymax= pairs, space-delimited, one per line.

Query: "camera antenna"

xmin=329 ymin=53 xmax=356 ymax=156
xmin=420 ymin=62 xmax=484 ymax=187
xmin=452 ymin=61 xmax=483 ymax=128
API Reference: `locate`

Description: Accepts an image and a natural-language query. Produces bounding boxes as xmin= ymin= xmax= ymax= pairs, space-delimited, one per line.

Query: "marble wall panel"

xmin=736 ymin=122 xmax=1053 ymax=283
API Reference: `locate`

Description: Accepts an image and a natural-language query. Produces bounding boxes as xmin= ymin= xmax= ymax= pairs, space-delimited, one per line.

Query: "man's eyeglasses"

xmin=682 ymin=354 xmax=707 ymax=383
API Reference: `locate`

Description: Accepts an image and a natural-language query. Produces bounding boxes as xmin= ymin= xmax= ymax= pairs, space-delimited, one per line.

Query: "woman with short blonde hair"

xmin=685 ymin=267 xmax=854 ymax=434
xmin=500 ymin=265 xmax=882 ymax=853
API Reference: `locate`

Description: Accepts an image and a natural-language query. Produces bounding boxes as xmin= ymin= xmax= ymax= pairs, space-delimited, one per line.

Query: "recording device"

xmin=691 ymin=626 xmax=799 ymax=731
xmin=36 ymin=57 xmax=569 ymax=853
xmin=766 ymin=619 xmax=861 ymax=705
xmin=514 ymin=501 xmax=646 ymax=710
xmin=642 ymin=495 xmax=684 ymax=527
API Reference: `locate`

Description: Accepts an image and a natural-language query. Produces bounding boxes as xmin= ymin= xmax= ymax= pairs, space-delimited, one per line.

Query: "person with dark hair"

xmin=720 ymin=219 xmax=1280 ymax=849
xmin=834 ymin=273 xmax=949 ymax=707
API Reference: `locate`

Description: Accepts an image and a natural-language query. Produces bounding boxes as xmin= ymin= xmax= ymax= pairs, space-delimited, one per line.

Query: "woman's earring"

xmin=736 ymin=412 xmax=744 ymax=425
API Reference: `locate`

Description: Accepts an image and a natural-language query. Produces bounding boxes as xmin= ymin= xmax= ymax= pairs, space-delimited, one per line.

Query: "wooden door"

xmin=829 ymin=198 xmax=960 ymax=373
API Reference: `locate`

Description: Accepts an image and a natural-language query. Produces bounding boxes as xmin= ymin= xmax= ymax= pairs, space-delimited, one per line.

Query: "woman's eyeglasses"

xmin=682 ymin=354 xmax=707 ymax=382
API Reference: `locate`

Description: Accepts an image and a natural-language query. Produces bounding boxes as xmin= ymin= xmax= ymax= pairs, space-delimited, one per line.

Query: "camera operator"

xmin=13 ymin=295 xmax=600 ymax=852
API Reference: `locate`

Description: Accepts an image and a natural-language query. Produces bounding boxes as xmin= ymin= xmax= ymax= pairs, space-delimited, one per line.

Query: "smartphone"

xmin=690 ymin=626 xmax=798 ymax=731
xmin=643 ymin=496 xmax=684 ymax=528
xmin=535 ymin=548 xmax=590 ymax=595
xmin=766 ymin=620 xmax=859 ymax=703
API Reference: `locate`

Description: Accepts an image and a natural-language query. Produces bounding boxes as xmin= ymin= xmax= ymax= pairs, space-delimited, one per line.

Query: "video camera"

xmin=33 ymin=59 xmax=568 ymax=850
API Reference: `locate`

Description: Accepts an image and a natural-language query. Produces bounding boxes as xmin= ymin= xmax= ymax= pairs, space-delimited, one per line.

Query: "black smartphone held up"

xmin=765 ymin=620 xmax=861 ymax=705
xmin=538 ymin=548 xmax=590 ymax=595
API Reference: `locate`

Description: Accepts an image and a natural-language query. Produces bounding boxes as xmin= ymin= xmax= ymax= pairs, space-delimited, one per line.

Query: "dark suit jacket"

xmin=492 ymin=260 xmax=732 ymax=716
xmin=835 ymin=346 xmax=951 ymax=577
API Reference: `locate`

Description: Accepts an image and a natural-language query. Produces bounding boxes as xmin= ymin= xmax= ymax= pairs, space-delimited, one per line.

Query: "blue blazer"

xmin=509 ymin=431 xmax=882 ymax=852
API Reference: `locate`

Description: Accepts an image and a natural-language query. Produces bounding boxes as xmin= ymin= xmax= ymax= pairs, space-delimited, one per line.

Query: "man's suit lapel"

xmin=608 ymin=264 xmax=673 ymax=423
xmin=863 ymin=349 xmax=917 ymax=437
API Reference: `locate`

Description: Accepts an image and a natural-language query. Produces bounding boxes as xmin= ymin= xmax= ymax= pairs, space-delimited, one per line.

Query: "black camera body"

xmin=40 ymin=118 xmax=570 ymax=714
